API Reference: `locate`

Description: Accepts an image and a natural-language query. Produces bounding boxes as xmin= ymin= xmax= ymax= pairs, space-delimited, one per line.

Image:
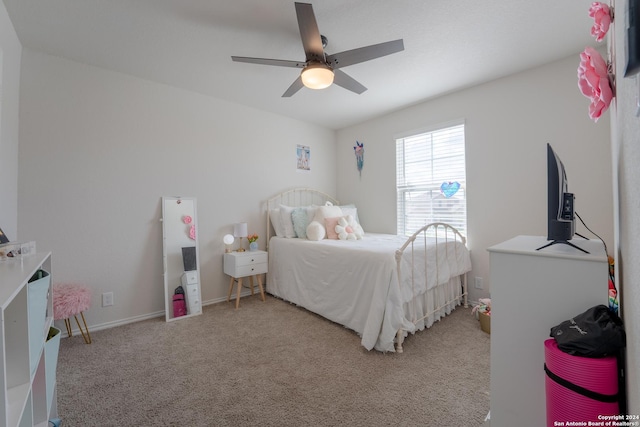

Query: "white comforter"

xmin=267 ymin=233 xmax=471 ymax=352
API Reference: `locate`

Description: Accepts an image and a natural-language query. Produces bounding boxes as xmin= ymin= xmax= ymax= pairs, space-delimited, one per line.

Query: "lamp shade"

xmin=301 ymin=63 xmax=334 ymax=89
xmin=233 ymin=222 xmax=248 ymax=238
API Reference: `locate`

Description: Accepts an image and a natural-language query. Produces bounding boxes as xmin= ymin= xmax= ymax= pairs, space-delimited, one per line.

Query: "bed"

xmin=265 ymin=188 xmax=471 ymax=352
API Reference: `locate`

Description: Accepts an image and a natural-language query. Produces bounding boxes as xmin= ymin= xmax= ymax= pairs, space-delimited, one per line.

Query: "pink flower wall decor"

xmin=589 ymin=2 xmax=612 ymax=42
xmin=189 ymin=224 xmax=196 ymax=240
xmin=577 ymin=46 xmax=613 ymax=122
xmin=183 ymin=215 xmax=192 ymax=224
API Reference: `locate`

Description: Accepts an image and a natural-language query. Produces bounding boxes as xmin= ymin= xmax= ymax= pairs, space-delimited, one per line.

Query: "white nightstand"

xmin=223 ymin=250 xmax=267 ymax=309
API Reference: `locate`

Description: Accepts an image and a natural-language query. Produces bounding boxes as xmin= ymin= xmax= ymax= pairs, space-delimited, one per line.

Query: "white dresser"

xmin=487 ymin=236 xmax=608 ymax=427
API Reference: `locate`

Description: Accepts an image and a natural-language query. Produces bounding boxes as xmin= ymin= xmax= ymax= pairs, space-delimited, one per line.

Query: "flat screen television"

xmin=537 ymin=143 xmax=588 ymax=253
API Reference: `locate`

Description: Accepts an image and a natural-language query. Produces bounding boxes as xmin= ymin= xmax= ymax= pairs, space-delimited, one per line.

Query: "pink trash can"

xmin=544 ymin=339 xmax=619 ymax=427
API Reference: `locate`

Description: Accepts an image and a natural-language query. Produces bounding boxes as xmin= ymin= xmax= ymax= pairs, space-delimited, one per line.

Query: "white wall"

xmin=0 ymin=1 xmax=21 ymax=240
xmin=336 ymin=54 xmax=613 ymax=303
xmin=611 ymin=0 xmax=640 ymax=413
xmin=17 ymin=49 xmax=336 ymax=329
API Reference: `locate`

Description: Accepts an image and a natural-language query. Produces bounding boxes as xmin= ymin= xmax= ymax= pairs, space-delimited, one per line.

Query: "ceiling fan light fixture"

xmin=301 ymin=63 xmax=334 ymax=90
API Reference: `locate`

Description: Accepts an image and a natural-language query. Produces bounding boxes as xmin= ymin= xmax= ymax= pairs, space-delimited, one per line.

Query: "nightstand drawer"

xmin=234 ymin=252 xmax=267 ymax=267
xmin=224 ymin=251 xmax=268 ymax=275
xmin=234 ymin=262 xmax=268 ymax=277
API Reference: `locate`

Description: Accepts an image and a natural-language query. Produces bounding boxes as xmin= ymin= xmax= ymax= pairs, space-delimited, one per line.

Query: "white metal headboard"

xmin=265 ymin=187 xmax=339 ymax=249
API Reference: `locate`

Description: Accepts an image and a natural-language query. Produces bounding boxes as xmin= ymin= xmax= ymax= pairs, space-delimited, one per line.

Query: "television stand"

xmin=536 ymin=239 xmax=590 ymax=254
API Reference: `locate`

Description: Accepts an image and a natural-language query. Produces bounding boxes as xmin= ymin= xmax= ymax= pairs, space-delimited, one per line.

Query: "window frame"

xmin=395 ymin=121 xmax=467 ymax=237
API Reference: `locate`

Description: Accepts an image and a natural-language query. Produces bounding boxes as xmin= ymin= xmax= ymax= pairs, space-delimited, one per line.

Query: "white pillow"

xmin=339 ymin=204 xmax=359 ymax=224
xmin=269 ymin=209 xmax=285 ymax=237
xmin=279 ymin=205 xmax=297 ymax=238
xmin=306 ymin=221 xmax=326 ymax=241
xmin=312 ymin=204 xmax=343 ymax=226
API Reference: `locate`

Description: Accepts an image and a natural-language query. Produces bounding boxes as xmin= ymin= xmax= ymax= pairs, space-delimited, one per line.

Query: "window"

xmin=396 ymin=123 xmax=467 ymax=236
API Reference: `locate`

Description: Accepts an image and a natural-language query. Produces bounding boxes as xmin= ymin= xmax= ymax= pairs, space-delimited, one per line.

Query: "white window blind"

xmin=396 ymin=123 xmax=467 ymax=236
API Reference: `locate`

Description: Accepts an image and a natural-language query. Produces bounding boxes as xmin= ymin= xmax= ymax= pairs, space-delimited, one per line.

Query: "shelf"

xmin=0 ymin=252 xmax=57 ymax=426
xmin=0 ymin=255 xmax=51 ymax=309
xmin=7 ymin=382 xmax=30 ymax=427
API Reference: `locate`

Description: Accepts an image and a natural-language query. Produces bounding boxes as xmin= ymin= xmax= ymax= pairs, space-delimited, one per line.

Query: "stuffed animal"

xmin=335 ymin=215 xmax=364 ymax=240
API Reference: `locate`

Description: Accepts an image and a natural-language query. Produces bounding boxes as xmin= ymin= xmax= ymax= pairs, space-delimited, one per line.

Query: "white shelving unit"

xmin=1 ymin=252 xmax=60 ymax=427
xmin=488 ymin=236 xmax=608 ymax=427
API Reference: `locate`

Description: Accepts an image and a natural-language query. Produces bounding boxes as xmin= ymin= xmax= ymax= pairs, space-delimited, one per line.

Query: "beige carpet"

xmin=56 ymin=295 xmax=490 ymax=426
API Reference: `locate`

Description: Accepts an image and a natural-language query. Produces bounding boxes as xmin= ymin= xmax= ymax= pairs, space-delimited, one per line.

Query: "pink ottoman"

xmin=53 ymin=283 xmax=92 ymax=344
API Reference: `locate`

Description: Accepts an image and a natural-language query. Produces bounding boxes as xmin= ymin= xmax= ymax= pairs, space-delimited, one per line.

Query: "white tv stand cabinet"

xmin=488 ymin=236 xmax=608 ymax=427
xmin=0 ymin=252 xmax=60 ymax=426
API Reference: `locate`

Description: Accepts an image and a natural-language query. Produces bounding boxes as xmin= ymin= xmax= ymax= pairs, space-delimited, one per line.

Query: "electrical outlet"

xmin=102 ymin=292 xmax=114 ymax=307
xmin=474 ymin=277 xmax=484 ymax=289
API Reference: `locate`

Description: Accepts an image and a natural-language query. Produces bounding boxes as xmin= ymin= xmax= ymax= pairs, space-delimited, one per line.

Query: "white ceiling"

xmin=2 ymin=0 xmax=597 ymax=130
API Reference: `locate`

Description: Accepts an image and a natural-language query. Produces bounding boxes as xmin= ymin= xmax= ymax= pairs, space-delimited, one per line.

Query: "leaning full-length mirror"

xmin=161 ymin=196 xmax=202 ymax=321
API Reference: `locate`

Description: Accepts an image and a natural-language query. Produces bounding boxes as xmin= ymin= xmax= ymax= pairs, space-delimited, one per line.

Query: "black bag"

xmin=550 ymin=304 xmax=625 ymax=357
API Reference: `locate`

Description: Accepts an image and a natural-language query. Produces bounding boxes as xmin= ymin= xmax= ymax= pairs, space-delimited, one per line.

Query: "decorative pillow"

xmin=306 ymin=221 xmax=326 ymax=241
xmin=336 ymin=215 xmax=364 ymax=240
xmin=279 ymin=205 xmax=297 ymax=238
xmin=339 ymin=204 xmax=360 ymax=224
xmin=324 ymin=216 xmax=342 ymax=239
xmin=269 ymin=209 xmax=286 ymax=237
xmin=312 ymin=204 xmax=343 ymax=227
xmin=291 ymin=207 xmax=309 ymax=239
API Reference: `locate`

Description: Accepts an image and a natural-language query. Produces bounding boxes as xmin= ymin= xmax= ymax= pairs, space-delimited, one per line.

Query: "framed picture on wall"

xmin=296 ymin=144 xmax=310 ymax=172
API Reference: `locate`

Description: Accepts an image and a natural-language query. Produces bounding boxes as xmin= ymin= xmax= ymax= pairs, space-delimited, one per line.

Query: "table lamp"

xmin=234 ymin=222 xmax=248 ymax=252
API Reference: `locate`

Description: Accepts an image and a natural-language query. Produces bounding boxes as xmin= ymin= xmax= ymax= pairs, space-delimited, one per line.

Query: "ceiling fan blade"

xmin=326 ymin=39 xmax=404 ymax=69
xmin=282 ymin=76 xmax=305 ymax=97
xmin=332 ymin=69 xmax=367 ymax=94
xmin=231 ymin=56 xmax=305 ymax=68
xmin=295 ymin=2 xmax=324 ymax=61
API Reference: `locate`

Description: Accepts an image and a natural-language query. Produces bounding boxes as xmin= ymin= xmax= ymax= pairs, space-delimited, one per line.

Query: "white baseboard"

xmin=57 ymin=290 xmax=257 ymax=338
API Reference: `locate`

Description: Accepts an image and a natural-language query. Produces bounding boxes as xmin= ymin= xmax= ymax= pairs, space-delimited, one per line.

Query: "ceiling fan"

xmin=231 ymin=2 xmax=404 ymax=97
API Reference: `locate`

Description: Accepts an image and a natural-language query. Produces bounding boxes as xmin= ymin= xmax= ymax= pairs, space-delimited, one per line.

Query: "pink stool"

xmin=53 ymin=283 xmax=92 ymax=344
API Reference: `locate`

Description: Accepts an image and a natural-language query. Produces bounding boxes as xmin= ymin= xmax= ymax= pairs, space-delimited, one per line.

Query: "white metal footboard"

xmin=394 ymin=223 xmax=469 ymax=353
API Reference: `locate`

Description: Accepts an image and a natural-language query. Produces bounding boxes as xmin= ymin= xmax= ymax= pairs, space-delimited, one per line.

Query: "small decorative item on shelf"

xmin=247 ymin=233 xmax=259 ymax=251
xmin=0 ymin=241 xmax=36 ymax=260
